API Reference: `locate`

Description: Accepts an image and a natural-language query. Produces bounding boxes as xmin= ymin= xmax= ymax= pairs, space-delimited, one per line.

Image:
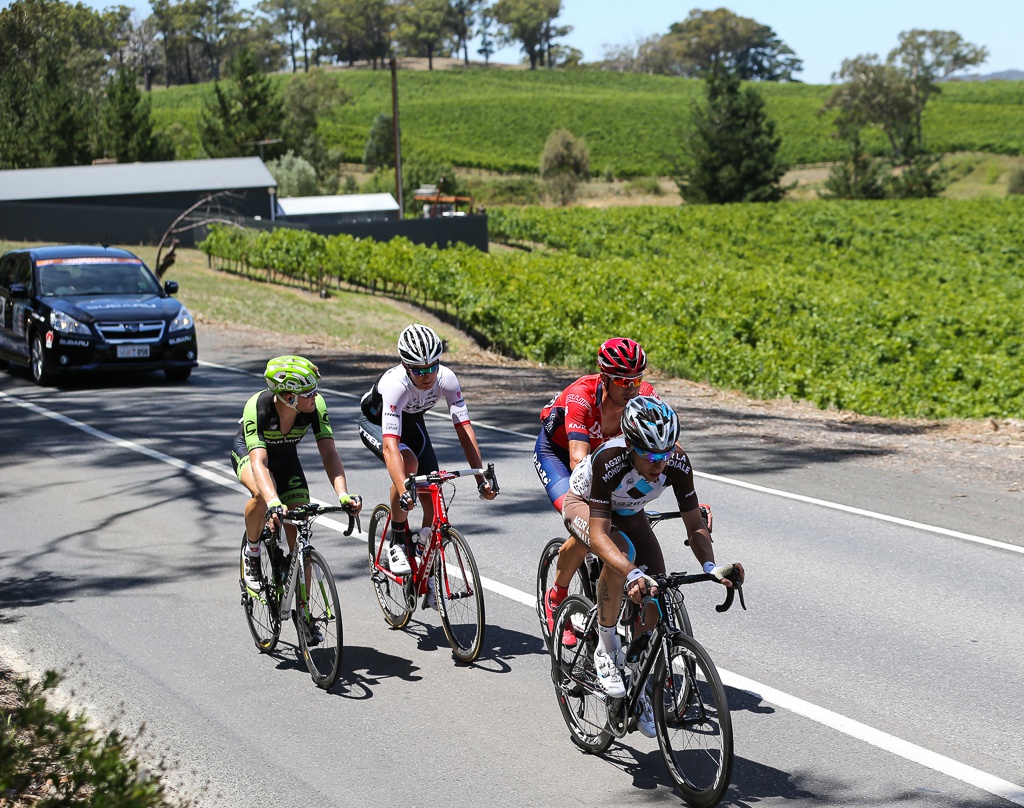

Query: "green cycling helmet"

xmin=264 ymin=355 xmax=320 ymax=395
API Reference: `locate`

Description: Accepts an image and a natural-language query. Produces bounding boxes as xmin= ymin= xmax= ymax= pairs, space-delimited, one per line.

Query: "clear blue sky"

xmin=10 ymin=0 xmax=1019 ymax=85
xmin=479 ymin=0 xmax=1021 ymax=83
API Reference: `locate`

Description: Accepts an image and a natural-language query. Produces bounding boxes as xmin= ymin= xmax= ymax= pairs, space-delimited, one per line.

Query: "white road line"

xmin=6 ymin=388 xmax=1024 ymax=804
xmin=723 ymin=672 xmax=1024 ymax=807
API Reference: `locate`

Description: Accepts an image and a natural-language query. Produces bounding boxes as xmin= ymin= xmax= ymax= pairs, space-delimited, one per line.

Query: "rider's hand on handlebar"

xmin=699 ymin=502 xmax=713 ymax=533
xmin=399 ymin=491 xmax=416 ymax=512
xmin=704 ymin=561 xmax=744 ymax=587
xmin=624 ymin=568 xmax=659 ymax=604
xmin=265 ymin=499 xmax=286 ymax=530
xmin=339 ymin=493 xmax=363 ymax=514
xmin=477 ymin=480 xmax=497 ymax=500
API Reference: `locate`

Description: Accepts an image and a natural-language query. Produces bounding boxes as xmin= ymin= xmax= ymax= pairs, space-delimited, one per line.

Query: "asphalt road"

xmin=1 ymin=347 xmax=1022 ymax=808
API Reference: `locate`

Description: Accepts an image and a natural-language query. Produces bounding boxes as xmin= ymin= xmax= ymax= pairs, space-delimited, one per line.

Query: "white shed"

xmin=275 ymin=193 xmax=400 ymax=225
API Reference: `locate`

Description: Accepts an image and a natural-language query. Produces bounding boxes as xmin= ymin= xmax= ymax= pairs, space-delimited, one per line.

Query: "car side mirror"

xmin=8 ymin=283 xmax=28 ymax=299
xmin=163 ymin=281 xmax=179 ymax=295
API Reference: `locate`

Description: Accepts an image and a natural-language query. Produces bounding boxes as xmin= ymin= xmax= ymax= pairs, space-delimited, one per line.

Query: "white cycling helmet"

xmin=398 ymin=324 xmax=443 ymax=366
xmin=621 ymin=396 xmax=679 ymax=453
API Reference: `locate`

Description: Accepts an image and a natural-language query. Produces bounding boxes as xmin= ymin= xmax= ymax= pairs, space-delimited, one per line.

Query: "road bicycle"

xmin=550 ymin=569 xmax=744 ymax=808
xmin=239 ymin=501 xmax=360 ymax=690
xmin=536 ymin=508 xmax=711 ymax=650
xmin=367 ymin=463 xmax=499 ymax=663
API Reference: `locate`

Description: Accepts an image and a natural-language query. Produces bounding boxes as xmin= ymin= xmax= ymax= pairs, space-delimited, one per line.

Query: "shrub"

xmin=0 ymin=669 xmax=175 ymax=806
xmin=266 ymin=150 xmax=319 ymax=197
xmin=1008 ymin=166 xmax=1024 ymax=195
xmin=540 ymin=128 xmax=590 ymax=206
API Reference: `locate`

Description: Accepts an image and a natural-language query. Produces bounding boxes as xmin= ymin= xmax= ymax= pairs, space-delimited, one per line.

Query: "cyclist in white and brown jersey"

xmin=562 ymin=396 xmax=744 ymax=732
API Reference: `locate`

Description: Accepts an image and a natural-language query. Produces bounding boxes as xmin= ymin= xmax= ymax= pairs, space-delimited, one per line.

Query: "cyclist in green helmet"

xmin=232 ymin=355 xmax=362 ymax=592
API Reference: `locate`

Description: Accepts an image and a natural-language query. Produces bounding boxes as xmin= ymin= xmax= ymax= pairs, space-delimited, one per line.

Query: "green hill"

xmin=149 ymin=68 xmax=1024 ymax=176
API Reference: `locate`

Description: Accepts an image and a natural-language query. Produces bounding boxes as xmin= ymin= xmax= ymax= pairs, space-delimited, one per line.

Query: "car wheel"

xmin=165 ymin=366 xmax=192 ymax=382
xmin=30 ymin=331 xmax=54 ymax=386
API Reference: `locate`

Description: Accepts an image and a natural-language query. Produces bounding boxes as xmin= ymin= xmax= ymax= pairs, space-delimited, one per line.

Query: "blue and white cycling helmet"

xmin=621 ymin=396 xmax=679 ymax=453
xmin=398 ymin=324 xmax=443 ymax=366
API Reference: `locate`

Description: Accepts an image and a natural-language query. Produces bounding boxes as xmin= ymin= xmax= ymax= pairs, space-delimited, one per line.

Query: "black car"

xmin=0 ymin=245 xmax=198 ymax=385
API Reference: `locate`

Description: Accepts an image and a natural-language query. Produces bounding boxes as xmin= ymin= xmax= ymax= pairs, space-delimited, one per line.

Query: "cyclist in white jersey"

xmin=561 ymin=396 xmax=744 ymax=734
xmin=358 ymin=324 xmax=497 ymax=576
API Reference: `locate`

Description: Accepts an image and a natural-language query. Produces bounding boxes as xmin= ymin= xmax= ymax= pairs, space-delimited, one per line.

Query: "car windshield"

xmin=37 ymin=259 xmax=162 ymax=297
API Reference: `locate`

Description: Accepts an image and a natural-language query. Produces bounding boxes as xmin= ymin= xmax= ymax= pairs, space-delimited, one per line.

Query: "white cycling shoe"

xmin=593 ymin=648 xmax=626 ymax=698
xmin=388 ymin=542 xmax=411 ymax=575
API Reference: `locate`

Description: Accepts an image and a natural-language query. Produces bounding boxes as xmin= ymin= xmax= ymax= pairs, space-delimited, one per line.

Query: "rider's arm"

xmin=382 ymin=435 xmax=408 ymax=494
xmin=453 ymin=421 xmax=497 ymax=499
xmin=682 ymin=506 xmax=715 ymax=569
xmin=568 ymin=438 xmax=591 ymax=470
xmin=316 ymin=437 xmax=361 ymax=512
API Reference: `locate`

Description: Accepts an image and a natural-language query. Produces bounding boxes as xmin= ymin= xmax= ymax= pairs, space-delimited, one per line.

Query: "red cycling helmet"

xmin=597 ymin=338 xmax=647 ymax=377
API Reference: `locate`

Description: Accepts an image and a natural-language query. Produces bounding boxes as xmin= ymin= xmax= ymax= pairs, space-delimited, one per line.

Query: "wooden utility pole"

xmin=389 ymin=57 xmax=404 ymax=219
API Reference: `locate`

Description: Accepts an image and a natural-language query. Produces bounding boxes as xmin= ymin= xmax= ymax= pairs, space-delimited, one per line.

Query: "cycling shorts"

xmin=561 ymin=492 xmax=666 ymax=575
xmin=534 ymin=428 xmax=572 ymax=512
xmin=230 ymin=434 xmax=310 ymax=506
xmin=358 ymin=411 xmax=440 ymax=475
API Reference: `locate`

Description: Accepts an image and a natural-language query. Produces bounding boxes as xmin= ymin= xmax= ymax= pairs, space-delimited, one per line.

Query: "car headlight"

xmin=169 ymin=305 xmax=194 ymax=333
xmin=50 ymin=309 xmax=91 ymax=336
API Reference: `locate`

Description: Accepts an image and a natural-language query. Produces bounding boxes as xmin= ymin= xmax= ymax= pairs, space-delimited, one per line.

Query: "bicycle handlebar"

xmin=404 ymin=462 xmax=499 ymax=495
xmin=270 ymin=499 xmax=363 ymax=536
xmin=650 ymin=569 xmax=746 ymax=614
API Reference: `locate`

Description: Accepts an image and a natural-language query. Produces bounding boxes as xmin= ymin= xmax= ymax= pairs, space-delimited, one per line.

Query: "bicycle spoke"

xmin=436 ymin=527 xmax=485 ymax=663
xmin=297 ymin=548 xmax=343 ymax=690
xmin=536 ymin=537 xmax=590 ymax=650
xmin=367 ymin=504 xmax=412 ymax=628
xmin=239 ymin=533 xmax=282 ymax=654
xmin=551 ymin=595 xmax=612 ymax=754
xmin=653 ymin=635 xmax=733 ymax=807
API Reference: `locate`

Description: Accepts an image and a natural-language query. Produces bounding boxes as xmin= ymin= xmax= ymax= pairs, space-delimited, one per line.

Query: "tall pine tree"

xmin=99 ymin=66 xmax=173 ymax=162
xmin=200 ymin=43 xmax=284 ymax=159
xmin=675 ymin=66 xmax=787 ymax=204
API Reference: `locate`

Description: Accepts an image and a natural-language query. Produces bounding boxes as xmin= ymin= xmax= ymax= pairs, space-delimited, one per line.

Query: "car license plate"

xmin=117 ymin=345 xmax=150 ymax=358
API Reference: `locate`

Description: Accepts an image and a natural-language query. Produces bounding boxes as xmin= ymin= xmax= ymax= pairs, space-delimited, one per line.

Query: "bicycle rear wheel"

xmin=297 ymin=548 xmax=343 ymax=690
xmin=536 ymin=537 xmax=590 ymax=649
xmin=653 ymin=634 xmax=733 ymax=807
xmin=435 ymin=526 xmax=485 ymax=663
xmin=551 ymin=595 xmax=612 ymax=753
xmin=239 ymin=533 xmax=282 ymax=653
xmin=367 ymin=504 xmax=412 ymax=628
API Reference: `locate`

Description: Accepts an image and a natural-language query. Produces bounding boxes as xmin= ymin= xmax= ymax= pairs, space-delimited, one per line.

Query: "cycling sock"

xmin=597 ymin=622 xmax=619 ymax=656
xmin=245 ymin=541 xmax=260 ymax=556
xmin=391 ymin=521 xmax=409 ymax=540
xmin=552 ymin=583 xmax=568 ymax=599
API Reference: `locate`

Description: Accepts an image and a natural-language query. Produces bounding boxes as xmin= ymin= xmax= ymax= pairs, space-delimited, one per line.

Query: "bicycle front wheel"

xmin=297 ymin=548 xmax=343 ymax=690
xmin=551 ymin=595 xmax=612 ymax=754
xmin=653 ymin=634 xmax=733 ymax=807
xmin=435 ymin=526 xmax=485 ymax=663
xmin=239 ymin=533 xmax=282 ymax=654
xmin=536 ymin=537 xmax=589 ymax=650
xmin=665 ymin=587 xmax=694 ymax=637
xmin=367 ymin=504 xmax=412 ymax=629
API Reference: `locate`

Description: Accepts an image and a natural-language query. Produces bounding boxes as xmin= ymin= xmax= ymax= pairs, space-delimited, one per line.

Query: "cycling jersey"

xmin=358 ymin=363 xmax=472 ymax=475
xmin=568 ymin=435 xmax=698 ymax=518
xmin=535 ymin=374 xmax=658 ymax=511
xmin=539 ymin=374 xmax=658 ymax=453
xmin=360 ymin=364 xmax=470 ymax=436
xmin=230 ymin=389 xmax=333 ymax=504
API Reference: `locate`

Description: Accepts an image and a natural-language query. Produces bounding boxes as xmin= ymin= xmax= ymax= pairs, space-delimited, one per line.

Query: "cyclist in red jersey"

xmin=534 ymin=338 xmax=654 ymax=632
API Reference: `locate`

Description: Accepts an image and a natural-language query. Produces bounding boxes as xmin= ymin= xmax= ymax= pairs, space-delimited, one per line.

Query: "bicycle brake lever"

xmin=715 ymin=571 xmax=746 ymax=613
xmin=345 ymin=512 xmax=361 ymax=536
